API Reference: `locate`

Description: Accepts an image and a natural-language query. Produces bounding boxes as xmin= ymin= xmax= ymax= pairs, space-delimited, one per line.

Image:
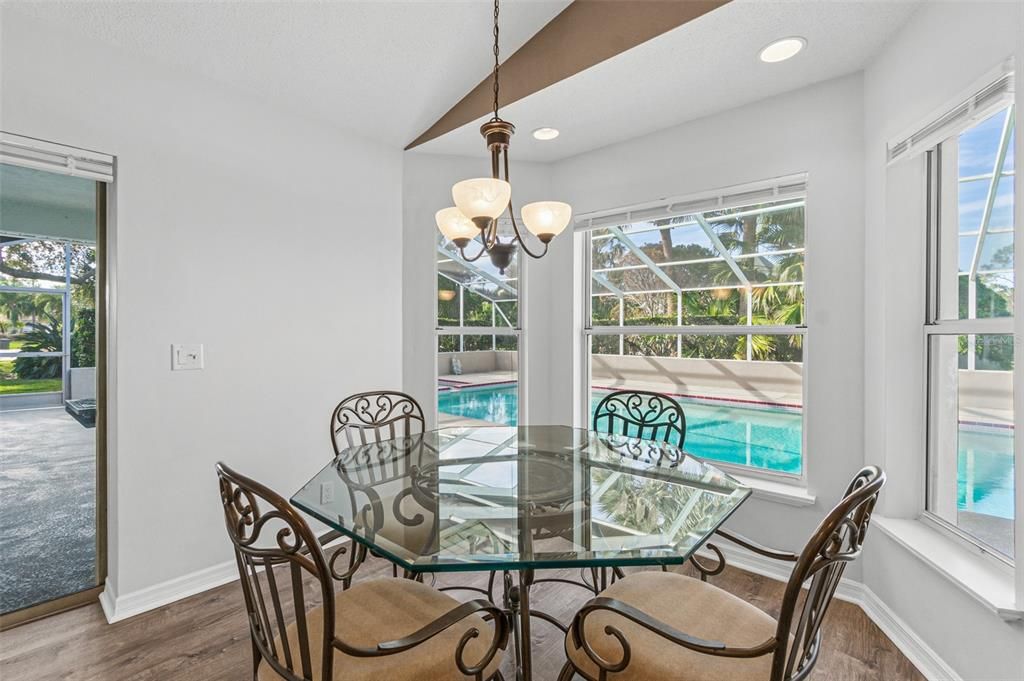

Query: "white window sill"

xmin=730 ymin=473 xmax=817 ymax=507
xmin=874 ymin=515 xmax=1022 ymax=622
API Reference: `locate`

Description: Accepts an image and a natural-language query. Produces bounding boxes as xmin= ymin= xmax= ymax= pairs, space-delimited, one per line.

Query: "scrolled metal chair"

xmin=216 ymin=462 xmax=508 ymax=681
xmin=559 ymin=466 xmax=885 ymax=681
xmin=330 ymin=390 xmax=426 ymax=456
xmin=592 ymin=389 xmax=687 ymax=448
xmin=325 ymin=390 xmax=429 ymax=584
xmin=592 ymin=389 xmax=691 ymax=585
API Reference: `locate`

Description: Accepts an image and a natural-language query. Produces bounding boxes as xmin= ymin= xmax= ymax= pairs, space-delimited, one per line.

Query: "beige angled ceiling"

xmin=405 ymin=0 xmax=729 ymax=150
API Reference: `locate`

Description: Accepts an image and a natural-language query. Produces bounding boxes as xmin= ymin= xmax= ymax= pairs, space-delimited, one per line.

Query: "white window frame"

xmin=433 ymin=234 xmax=527 ymax=427
xmin=921 ymin=99 xmax=1017 ymax=569
xmin=577 ymin=177 xmax=809 ymax=483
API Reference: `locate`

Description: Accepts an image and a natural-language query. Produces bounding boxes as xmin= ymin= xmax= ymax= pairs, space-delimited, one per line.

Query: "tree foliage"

xmin=592 ymin=204 xmax=805 ymax=362
xmin=0 ymin=239 xmax=98 ymax=378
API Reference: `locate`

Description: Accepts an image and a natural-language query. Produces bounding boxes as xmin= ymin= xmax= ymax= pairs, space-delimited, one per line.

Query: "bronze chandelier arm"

xmin=714 ymin=528 xmax=799 ymax=562
xmin=458 ymin=235 xmax=494 ymax=263
xmin=456 ymin=205 xmax=505 ymax=262
xmin=570 ymin=596 xmax=778 ymax=674
xmin=332 ymin=598 xmax=508 ymax=676
xmin=501 ymin=148 xmax=549 ymax=260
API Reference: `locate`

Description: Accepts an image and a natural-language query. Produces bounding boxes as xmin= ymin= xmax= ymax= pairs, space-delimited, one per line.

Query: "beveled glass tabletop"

xmin=292 ymin=425 xmax=750 ymax=573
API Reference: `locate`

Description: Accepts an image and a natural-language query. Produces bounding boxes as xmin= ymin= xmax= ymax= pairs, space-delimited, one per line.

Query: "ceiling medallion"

xmin=434 ymin=0 xmax=571 ymax=274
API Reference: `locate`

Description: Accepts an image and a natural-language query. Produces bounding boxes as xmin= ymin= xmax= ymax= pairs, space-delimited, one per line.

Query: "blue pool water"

xmin=958 ymin=427 xmax=1015 ymax=520
xmin=438 ymin=383 xmax=1015 ymax=519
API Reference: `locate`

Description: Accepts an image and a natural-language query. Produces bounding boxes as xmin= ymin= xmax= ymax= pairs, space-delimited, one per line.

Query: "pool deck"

xmin=441 ymin=370 xmax=1014 ymax=427
xmin=0 ymin=406 xmax=97 ymax=614
xmin=439 ymin=371 xmax=516 ymax=389
xmin=959 ymin=511 xmax=1014 ymax=559
xmin=438 ymin=412 xmax=499 ymax=428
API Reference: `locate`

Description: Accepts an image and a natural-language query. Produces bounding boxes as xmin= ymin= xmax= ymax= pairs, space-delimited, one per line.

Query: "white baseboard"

xmin=856 ymin=583 xmax=962 ymax=681
xmin=99 ymin=560 xmax=238 ymax=624
xmin=701 ymin=544 xmax=962 ymax=681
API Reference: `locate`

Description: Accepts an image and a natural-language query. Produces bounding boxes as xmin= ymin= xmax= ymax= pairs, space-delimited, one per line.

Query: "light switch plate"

xmin=320 ymin=482 xmax=335 ymax=504
xmin=171 ymin=344 xmax=204 ymax=371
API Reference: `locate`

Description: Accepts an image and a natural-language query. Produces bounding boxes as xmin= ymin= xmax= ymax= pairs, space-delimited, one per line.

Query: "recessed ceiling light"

xmin=759 ymin=37 xmax=806 ymax=63
xmin=532 ymin=127 xmax=560 ymax=141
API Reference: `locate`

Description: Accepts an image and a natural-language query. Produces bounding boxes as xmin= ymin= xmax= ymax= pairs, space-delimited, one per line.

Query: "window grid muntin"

xmin=924 ymin=102 xmax=1017 ymax=565
xmin=581 ymin=193 xmax=807 ymax=480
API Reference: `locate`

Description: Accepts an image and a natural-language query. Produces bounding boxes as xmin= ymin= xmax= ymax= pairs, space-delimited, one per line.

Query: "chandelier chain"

xmin=492 ymin=0 xmax=500 ymax=120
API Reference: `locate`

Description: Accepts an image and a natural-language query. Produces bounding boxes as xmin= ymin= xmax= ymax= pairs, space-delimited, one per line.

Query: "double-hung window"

xmin=579 ymin=177 xmax=808 ymax=477
xmin=435 ymin=233 xmax=522 ymax=427
xmin=924 ymin=101 xmax=1016 ymax=562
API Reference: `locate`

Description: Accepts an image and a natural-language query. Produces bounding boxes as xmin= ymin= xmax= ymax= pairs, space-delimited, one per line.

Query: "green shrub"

xmin=13 ymin=323 xmax=61 ymax=379
xmin=72 ymin=307 xmax=95 ymax=368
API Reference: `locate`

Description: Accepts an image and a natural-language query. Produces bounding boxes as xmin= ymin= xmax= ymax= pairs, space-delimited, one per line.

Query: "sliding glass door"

xmin=0 ymin=161 xmax=106 ymax=624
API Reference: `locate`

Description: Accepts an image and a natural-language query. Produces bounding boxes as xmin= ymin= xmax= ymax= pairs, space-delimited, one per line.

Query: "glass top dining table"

xmin=292 ymin=425 xmax=751 ymax=573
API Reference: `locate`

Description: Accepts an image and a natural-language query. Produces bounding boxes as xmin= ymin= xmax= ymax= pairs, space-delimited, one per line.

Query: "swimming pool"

xmin=438 ymin=382 xmax=1015 ymax=519
xmin=440 ymin=383 xmax=802 ymax=471
xmin=958 ymin=426 xmax=1015 ymax=520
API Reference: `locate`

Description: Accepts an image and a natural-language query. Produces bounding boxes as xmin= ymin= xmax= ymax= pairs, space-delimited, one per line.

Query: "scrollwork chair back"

xmin=592 ymin=389 xmax=687 ymax=448
xmin=771 ymin=466 xmax=885 ymax=680
xmin=217 ymin=462 xmax=337 ymax=681
xmin=330 ymin=390 xmax=425 ymax=457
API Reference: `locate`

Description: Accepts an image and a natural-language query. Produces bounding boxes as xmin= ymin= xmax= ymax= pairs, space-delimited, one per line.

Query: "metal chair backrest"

xmin=217 ymin=462 xmax=335 ymax=681
xmin=330 ymin=390 xmax=425 ymax=456
xmin=772 ymin=466 xmax=886 ymax=681
xmin=592 ymin=389 xmax=687 ymax=447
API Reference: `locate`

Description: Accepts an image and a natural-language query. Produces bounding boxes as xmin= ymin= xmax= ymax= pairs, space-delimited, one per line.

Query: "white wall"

xmin=863 ymin=3 xmax=1024 ymax=679
xmin=401 ymin=152 xmax=553 ymax=427
xmin=1 ymin=10 xmax=404 ymax=603
xmin=548 ymin=73 xmax=867 ymax=559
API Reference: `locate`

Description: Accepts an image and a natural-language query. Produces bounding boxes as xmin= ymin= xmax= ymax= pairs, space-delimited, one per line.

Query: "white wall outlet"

xmin=171 ymin=344 xmax=204 ymax=371
xmin=319 ymin=482 xmax=335 ymax=504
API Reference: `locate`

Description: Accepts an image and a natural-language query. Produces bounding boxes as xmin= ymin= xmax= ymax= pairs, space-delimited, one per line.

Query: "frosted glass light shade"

xmin=521 ymin=201 xmax=572 ymax=242
xmin=435 ymin=207 xmax=478 ymax=244
xmin=452 ymin=178 xmax=511 ymax=221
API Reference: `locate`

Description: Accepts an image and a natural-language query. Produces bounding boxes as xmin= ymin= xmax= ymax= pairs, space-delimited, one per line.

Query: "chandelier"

xmin=434 ymin=0 xmax=571 ymax=274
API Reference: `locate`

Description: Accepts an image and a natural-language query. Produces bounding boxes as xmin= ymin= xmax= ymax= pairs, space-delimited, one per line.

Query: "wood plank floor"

xmin=0 ymin=558 xmax=925 ymax=681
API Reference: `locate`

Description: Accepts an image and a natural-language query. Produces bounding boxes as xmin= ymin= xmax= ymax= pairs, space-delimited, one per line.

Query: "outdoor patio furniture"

xmin=64 ymin=398 xmax=96 ymax=428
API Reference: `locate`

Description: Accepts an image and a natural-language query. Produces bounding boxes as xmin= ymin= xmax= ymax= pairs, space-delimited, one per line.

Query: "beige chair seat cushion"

xmin=565 ymin=571 xmax=778 ymax=681
xmin=257 ymin=578 xmax=503 ymax=681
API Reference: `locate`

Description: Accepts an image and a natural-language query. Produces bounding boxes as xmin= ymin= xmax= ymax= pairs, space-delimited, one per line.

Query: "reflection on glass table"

xmin=292 ymin=425 xmax=750 ymax=573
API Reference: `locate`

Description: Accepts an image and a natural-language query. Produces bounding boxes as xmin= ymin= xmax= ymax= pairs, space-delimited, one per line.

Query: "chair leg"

xmin=556 ymin=661 xmax=576 ymax=681
xmin=250 ymin=639 xmax=261 ymax=681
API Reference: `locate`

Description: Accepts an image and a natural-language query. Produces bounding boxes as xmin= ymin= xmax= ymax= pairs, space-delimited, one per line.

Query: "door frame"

xmin=0 ymin=179 xmax=109 ymax=629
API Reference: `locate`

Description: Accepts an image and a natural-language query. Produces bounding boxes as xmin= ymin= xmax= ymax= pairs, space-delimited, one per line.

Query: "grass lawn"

xmin=0 ymin=359 xmax=62 ymax=395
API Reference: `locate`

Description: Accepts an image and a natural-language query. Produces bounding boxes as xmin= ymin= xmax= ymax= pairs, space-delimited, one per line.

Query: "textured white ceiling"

xmin=5 ymin=0 xmax=571 ymax=148
xmin=416 ymin=0 xmax=922 ymax=161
